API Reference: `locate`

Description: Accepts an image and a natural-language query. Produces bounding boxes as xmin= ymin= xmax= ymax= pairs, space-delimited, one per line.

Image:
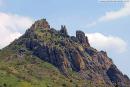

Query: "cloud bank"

xmin=0 ymin=12 xmax=33 ymax=49
xmin=86 ymin=33 xmax=127 ymax=53
xmin=87 ymin=2 xmax=130 ymax=27
xmin=99 ymin=2 xmax=130 ymax=22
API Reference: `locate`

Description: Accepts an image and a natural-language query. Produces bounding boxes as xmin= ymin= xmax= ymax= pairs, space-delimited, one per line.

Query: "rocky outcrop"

xmin=70 ymin=50 xmax=85 ymax=71
xmin=76 ymin=30 xmax=90 ymax=47
xmin=92 ymin=51 xmax=113 ymax=70
xmin=60 ymin=25 xmax=69 ymax=37
xmin=107 ymin=65 xmax=130 ymax=87
xmin=31 ymin=19 xmax=50 ymax=30
xmin=10 ymin=19 xmax=130 ymax=87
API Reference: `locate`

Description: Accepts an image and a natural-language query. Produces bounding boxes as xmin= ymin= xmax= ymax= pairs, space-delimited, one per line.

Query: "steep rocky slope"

xmin=0 ymin=19 xmax=130 ymax=87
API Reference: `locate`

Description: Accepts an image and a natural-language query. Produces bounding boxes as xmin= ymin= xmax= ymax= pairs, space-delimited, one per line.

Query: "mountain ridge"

xmin=0 ymin=18 xmax=130 ymax=87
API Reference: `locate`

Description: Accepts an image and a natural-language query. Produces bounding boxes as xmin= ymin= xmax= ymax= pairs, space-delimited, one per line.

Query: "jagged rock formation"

xmin=76 ymin=30 xmax=90 ymax=47
xmin=1 ymin=19 xmax=130 ymax=87
xmin=60 ymin=25 xmax=69 ymax=37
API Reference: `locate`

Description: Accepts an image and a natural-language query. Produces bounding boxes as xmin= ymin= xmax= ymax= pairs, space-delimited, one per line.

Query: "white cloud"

xmin=99 ymin=2 xmax=130 ymax=22
xmin=87 ymin=2 xmax=130 ymax=27
xmin=0 ymin=12 xmax=33 ymax=49
xmin=86 ymin=33 xmax=127 ymax=53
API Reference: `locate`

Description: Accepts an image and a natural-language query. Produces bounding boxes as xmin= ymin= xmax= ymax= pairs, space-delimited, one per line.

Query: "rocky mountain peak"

xmin=4 ymin=18 xmax=130 ymax=87
xmin=30 ymin=18 xmax=50 ymax=30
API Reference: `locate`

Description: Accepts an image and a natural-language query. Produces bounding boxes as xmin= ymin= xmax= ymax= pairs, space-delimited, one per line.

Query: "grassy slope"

xmin=0 ymin=48 xmax=95 ymax=87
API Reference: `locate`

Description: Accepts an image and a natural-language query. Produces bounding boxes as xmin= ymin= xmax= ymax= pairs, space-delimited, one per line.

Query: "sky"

xmin=0 ymin=0 xmax=130 ymax=77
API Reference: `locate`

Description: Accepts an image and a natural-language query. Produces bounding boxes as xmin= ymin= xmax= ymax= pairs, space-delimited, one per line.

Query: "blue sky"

xmin=0 ymin=0 xmax=130 ymax=77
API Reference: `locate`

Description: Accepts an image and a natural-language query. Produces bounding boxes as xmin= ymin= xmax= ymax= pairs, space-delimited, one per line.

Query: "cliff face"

xmin=1 ymin=19 xmax=130 ymax=87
